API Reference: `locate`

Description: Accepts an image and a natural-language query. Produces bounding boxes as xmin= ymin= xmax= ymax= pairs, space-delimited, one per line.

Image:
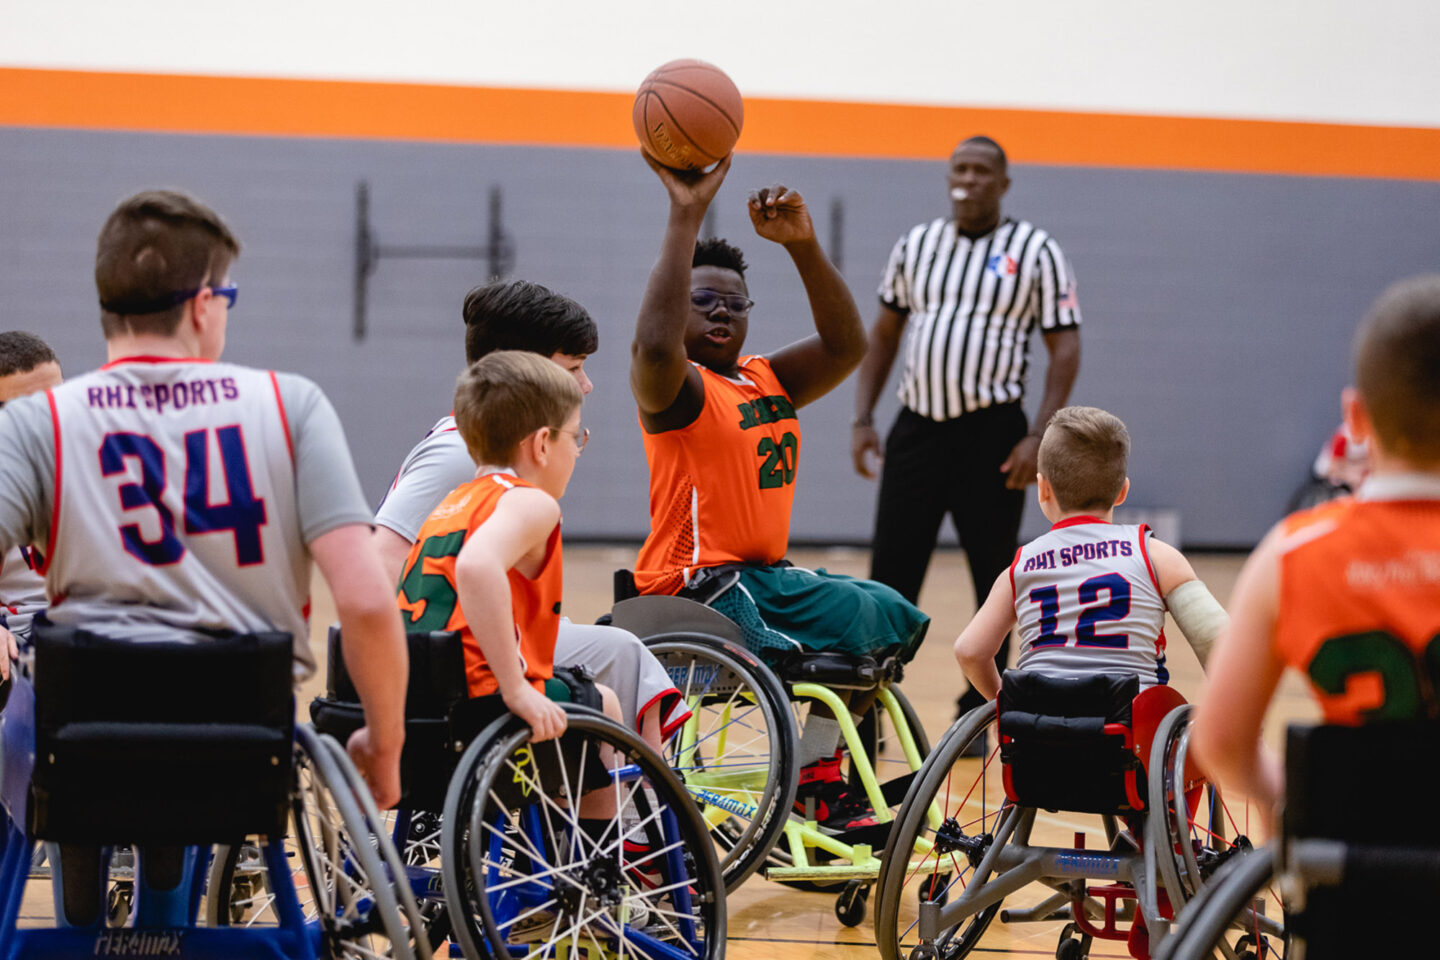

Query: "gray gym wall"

xmin=4 ymin=128 xmax=1437 ymax=550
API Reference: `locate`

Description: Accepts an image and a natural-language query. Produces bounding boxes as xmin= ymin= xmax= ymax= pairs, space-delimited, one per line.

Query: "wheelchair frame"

xmin=610 ymin=592 xmax=933 ymax=925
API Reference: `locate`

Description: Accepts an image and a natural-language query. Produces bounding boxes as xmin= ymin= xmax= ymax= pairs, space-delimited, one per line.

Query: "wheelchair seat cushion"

xmin=29 ymin=621 xmax=294 ymax=844
xmin=998 ymin=671 xmax=1143 ymax=815
xmin=703 ymin=563 xmax=929 ymax=667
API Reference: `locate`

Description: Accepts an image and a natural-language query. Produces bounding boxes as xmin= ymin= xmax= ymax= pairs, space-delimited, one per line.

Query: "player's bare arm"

xmin=0 ymin=625 xmax=16 ymax=684
xmin=453 ymin=488 xmax=567 ymax=741
xmin=311 ymin=522 xmax=408 ymax=809
xmin=1001 ymin=328 xmax=1080 ymax=489
xmin=851 ymin=303 xmax=909 ymax=478
xmin=954 ymin=570 xmax=1017 ymax=702
xmin=373 ymin=524 xmax=415 ymax=585
xmin=1190 ymin=525 xmax=1287 ymax=822
xmin=759 ymin=185 xmax=866 ymax=409
xmin=631 ymin=152 xmax=733 ymax=430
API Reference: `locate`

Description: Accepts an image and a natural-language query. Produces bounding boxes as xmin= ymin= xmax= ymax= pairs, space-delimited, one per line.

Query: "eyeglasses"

xmin=690 ymin=289 xmax=754 ymax=316
xmin=555 ymin=425 xmax=590 ymax=454
xmin=151 ymin=284 xmax=239 ymax=310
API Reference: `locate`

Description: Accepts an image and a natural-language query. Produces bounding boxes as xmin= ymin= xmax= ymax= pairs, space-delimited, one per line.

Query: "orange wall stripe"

xmin=3 ymin=67 xmax=1438 ymax=181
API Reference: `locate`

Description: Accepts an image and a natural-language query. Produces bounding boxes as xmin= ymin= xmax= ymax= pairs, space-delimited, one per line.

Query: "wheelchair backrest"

xmin=326 ymin=626 xmax=468 ymax=718
xmin=1284 ymin=720 xmax=1440 ymax=847
xmin=29 ymin=621 xmax=294 ymax=845
xmin=998 ymin=671 xmax=1144 ymax=815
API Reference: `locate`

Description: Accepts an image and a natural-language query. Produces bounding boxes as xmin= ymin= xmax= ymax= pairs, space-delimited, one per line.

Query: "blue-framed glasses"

xmin=155 ymin=284 xmax=239 ymax=309
xmin=690 ymin=289 xmax=754 ymax=316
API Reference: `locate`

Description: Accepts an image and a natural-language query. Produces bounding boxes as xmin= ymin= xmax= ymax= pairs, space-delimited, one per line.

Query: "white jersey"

xmin=1010 ymin=518 xmax=1169 ymax=686
xmin=374 ymin=414 xmax=472 ymax=543
xmin=0 ymin=545 xmax=46 ymax=641
xmin=45 ymin=359 xmax=314 ymax=672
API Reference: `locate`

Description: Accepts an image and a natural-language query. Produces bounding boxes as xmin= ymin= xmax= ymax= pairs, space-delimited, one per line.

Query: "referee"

xmin=852 ymin=135 xmax=1081 ymax=717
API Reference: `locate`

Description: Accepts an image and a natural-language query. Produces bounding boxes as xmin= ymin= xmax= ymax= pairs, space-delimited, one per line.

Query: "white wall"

xmin=4 ymin=0 xmax=1438 ymax=127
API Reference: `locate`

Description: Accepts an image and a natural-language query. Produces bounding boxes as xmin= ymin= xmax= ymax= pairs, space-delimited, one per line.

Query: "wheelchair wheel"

xmin=874 ymin=703 xmax=1008 ymax=960
xmin=441 ymin=707 xmax=725 ymax=960
xmin=644 ymin=632 xmax=799 ymax=891
xmin=206 ymin=726 xmax=434 ymax=959
xmin=1153 ymin=848 xmax=1285 ymax=960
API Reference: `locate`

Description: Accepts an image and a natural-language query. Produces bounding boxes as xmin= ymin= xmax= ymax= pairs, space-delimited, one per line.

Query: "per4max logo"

xmin=93 ymin=930 xmax=184 ymax=957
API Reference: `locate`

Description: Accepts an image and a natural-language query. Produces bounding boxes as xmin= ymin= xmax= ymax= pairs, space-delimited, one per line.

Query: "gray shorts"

xmin=555 ymin=619 xmax=689 ymax=738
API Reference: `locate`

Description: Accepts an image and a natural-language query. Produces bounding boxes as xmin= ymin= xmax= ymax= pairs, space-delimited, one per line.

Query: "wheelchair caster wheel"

xmin=106 ymin=881 xmax=133 ymax=927
xmin=1234 ymin=933 xmax=1269 ymax=959
xmin=1055 ymin=922 xmax=1090 ymax=960
xmin=835 ymin=880 xmax=870 ymax=927
xmin=918 ymin=871 xmax=951 ymax=906
xmin=908 ymin=945 xmax=939 ymax=960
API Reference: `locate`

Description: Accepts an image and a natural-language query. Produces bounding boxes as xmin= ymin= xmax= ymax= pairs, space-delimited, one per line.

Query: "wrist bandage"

xmin=1166 ymin=579 xmax=1227 ymax=670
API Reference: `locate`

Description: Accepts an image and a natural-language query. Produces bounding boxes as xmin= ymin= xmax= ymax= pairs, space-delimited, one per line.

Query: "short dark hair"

xmin=94 ymin=190 xmax=240 ymax=339
xmin=0 ymin=331 xmax=58 ymax=377
xmin=453 ymin=351 xmax=584 ymax=466
xmin=1355 ymin=275 xmax=1440 ymax=465
xmin=1037 ymin=406 xmax=1131 ymax=513
xmin=693 ymin=237 xmax=747 ymax=277
xmin=960 ymin=135 xmax=1008 ymax=172
xmin=462 ymin=280 xmax=599 ymax=365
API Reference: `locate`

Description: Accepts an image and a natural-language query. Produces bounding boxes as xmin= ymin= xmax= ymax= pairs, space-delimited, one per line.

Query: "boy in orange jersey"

xmin=397 ymin=351 xmax=622 ymax=744
xmin=1192 ymin=275 xmax=1440 ymax=816
xmin=631 ymin=154 xmax=929 ymax=828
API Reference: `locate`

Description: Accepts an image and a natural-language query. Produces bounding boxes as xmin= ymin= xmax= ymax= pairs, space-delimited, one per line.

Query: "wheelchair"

xmin=872 ymin=671 xmax=1274 ymax=960
xmin=1157 ymin=720 xmax=1439 ymax=960
xmin=209 ymin=628 xmax=727 ymax=960
xmin=608 ymin=569 xmax=932 ymax=924
xmin=0 ymin=621 xmax=430 ymax=960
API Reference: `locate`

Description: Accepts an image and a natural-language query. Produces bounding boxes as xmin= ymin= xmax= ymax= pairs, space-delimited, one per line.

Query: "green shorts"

xmin=707 ymin=564 xmax=929 ymax=665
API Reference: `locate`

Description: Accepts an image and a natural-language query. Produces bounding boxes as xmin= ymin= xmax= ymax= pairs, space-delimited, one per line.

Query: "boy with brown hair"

xmin=1192 ymin=275 xmax=1440 ymax=812
xmin=397 ymin=350 xmax=623 ymax=740
xmin=956 ymin=405 xmax=1225 ymax=701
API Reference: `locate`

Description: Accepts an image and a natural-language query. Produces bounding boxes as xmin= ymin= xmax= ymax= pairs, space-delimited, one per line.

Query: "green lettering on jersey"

xmin=736 ymin=395 xmax=797 ymax=430
xmin=1307 ymin=629 xmax=1440 ymax=721
xmin=398 ymin=529 xmax=467 ymax=632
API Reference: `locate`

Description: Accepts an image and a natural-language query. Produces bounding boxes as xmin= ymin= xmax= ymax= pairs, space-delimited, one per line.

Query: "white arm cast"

xmin=1165 ymin=579 xmax=1227 ymax=670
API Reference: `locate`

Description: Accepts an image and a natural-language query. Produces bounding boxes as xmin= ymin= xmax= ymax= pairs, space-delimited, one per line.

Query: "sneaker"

xmin=505 ymin=908 xmax=558 ymax=943
xmin=793 ymin=753 xmax=878 ymax=831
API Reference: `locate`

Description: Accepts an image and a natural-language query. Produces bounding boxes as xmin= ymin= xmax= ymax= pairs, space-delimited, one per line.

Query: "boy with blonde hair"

xmin=956 ymin=406 xmax=1225 ymax=700
xmin=398 ymin=350 xmax=622 ymax=740
xmin=1192 ymin=276 xmax=1440 ymax=812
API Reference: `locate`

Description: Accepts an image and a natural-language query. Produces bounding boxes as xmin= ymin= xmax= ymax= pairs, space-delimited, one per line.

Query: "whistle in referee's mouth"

xmin=950 ymin=188 xmax=969 ymax=200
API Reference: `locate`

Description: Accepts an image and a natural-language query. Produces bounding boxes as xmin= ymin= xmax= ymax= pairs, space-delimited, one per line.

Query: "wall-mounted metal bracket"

xmin=352 ymin=180 xmax=515 ymax=341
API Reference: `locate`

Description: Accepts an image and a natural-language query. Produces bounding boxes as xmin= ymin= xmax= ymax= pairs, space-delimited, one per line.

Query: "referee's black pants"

xmin=868 ymin=403 xmax=1027 ymax=715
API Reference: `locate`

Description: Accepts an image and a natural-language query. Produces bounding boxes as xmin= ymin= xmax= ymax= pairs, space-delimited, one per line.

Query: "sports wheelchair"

xmin=0 ymin=621 xmax=430 ymax=960
xmin=1157 ymin=720 xmax=1439 ymax=960
xmin=873 ymin=672 xmax=1275 ymax=960
xmin=608 ymin=570 xmax=932 ymax=925
xmin=209 ymin=628 xmax=726 ymax=960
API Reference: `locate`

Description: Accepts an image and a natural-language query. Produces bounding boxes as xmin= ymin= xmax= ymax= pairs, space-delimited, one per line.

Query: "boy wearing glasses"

xmin=398 ymin=351 xmax=626 ymax=743
xmin=0 ymin=189 xmax=407 ymax=923
xmin=377 ymin=280 xmax=686 ymax=748
xmin=632 ymin=156 xmax=929 ymax=828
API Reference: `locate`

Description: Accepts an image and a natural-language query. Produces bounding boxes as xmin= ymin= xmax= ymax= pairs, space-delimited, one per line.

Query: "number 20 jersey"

xmin=1010 ymin=517 xmax=1169 ymax=686
xmin=45 ymin=358 xmax=314 ymax=667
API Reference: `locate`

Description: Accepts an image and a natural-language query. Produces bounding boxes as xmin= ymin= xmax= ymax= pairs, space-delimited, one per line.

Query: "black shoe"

xmin=957 ymin=732 xmax=989 ymax=759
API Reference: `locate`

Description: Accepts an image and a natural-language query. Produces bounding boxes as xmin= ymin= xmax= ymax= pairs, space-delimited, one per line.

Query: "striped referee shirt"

xmin=878 ymin=217 xmax=1080 ymax=421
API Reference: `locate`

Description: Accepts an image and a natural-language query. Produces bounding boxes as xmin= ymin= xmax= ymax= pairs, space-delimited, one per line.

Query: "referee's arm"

xmin=851 ymin=302 xmax=908 ymax=478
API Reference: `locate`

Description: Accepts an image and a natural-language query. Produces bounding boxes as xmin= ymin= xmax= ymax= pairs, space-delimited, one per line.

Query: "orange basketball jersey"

xmin=397 ymin=472 xmax=562 ymax=697
xmin=1274 ymin=479 xmax=1440 ymax=724
xmin=635 ymin=357 xmax=798 ymax=595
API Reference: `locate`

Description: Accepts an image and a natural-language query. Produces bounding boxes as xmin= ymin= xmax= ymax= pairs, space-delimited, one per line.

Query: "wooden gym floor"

xmin=17 ymin=545 xmax=1315 ymax=958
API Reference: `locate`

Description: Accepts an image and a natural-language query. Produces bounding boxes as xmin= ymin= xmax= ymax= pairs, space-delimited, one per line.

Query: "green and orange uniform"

xmin=398 ymin=472 xmax=561 ymax=698
xmin=1273 ymin=475 xmax=1440 ymax=724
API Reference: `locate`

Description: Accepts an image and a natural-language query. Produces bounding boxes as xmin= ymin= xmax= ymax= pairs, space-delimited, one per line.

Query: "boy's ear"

xmin=1114 ymin=477 xmax=1130 ymax=508
xmin=1036 ymin=473 xmax=1055 ymax=507
xmin=1341 ymin=387 xmax=1373 ymax=447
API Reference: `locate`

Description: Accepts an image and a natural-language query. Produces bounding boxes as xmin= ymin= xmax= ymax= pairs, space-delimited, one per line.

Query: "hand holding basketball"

xmin=747 ymin=185 xmax=814 ymax=246
xmin=633 ymin=59 xmax=744 ymax=171
xmin=643 ymin=150 xmax=733 ymax=211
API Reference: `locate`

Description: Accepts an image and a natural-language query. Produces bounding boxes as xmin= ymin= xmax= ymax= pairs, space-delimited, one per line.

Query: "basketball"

xmin=632 ymin=59 xmax=744 ymax=171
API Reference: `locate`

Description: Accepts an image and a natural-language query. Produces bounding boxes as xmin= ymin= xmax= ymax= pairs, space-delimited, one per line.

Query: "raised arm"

xmin=631 ymin=153 xmax=732 ymax=428
xmin=760 ymin=186 xmax=866 ymax=408
xmin=851 ymin=303 xmax=908 ymax=478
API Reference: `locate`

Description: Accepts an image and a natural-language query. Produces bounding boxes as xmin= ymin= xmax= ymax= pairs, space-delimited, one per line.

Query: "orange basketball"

xmin=633 ymin=59 xmax=744 ymax=171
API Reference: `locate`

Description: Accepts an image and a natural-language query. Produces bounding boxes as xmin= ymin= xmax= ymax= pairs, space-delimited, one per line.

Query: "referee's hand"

xmin=852 ymin=423 xmax=882 ymax=479
xmin=1001 ymin=435 xmax=1042 ymax=489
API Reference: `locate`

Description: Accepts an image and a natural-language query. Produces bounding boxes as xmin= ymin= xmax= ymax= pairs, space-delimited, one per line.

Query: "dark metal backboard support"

xmin=352 ymin=180 xmax=515 ymax=342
